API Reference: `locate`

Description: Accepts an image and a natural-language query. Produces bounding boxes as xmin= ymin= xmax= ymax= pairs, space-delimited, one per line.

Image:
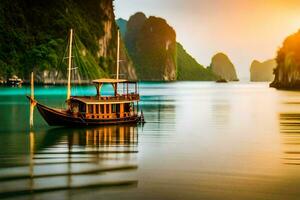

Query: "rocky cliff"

xmin=0 ymin=0 xmax=136 ymax=82
xmin=124 ymin=12 xmax=147 ymax=56
xmin=210 ymin=53 xmax=239 ymax=81
xmin=124 ymin=13 xmax=176 ymax=81
xmin=270 ymin=30 xmax=300 ymax=89
xmin=250 ymin=59 xmax=275 ymax=82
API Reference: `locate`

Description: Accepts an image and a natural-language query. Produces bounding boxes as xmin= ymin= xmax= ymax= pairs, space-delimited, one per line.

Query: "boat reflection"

xmin=72 ymin=125 xmax=138 ymax=147
xmin=0 ymin=125 xmax=139 ymax=198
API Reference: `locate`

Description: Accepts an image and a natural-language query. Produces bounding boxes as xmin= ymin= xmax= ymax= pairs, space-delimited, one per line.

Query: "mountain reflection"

xmin=0 ymin=125 xmax=139 ymax=198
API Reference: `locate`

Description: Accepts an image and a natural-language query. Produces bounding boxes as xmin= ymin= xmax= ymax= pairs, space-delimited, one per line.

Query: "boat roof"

xmin=70 ymin=97 xmax=139 ymax=105
xmin=92 ymin=78 xmax=134 ymax=84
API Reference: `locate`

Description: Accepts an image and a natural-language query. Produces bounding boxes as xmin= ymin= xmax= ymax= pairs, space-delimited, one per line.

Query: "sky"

xmin=114 ymin=0 xmax=300 ymax=80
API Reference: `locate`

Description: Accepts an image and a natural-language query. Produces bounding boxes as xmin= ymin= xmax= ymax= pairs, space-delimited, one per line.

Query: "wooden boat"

xmin=28 ymin=29 xmax=144 ymax=127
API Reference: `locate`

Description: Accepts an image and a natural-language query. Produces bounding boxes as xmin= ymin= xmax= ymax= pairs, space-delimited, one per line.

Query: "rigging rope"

xmin=52 ymin=29 xmax=111 ymax=97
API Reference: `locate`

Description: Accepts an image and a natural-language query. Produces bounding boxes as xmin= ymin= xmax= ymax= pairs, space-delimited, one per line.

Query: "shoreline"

xmin=0 ymin=80 xmax=219 ymax=86
xmin=0 ymin=80 xmax=283 ymax=87
xmin=269 ymin=81 xmax=300 ymax=91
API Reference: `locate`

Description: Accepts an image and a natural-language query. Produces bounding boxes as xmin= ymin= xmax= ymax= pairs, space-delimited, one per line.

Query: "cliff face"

xmin=124 ymin=12 xmax=147 ymax=55
xmin=0 ymin=0 xmax=136 ymax=81
xmin=177 ymin=43 xmax=217 ymax=81
xmin=250 ymin=59 xmax=275 ymax=82
xmin=270 ymin=30 xmax=300 ymax=89
xmin=210 ymin=53 xmax=239 ymax=81
xmin=124 ymin=13 xmax=176 ymax=81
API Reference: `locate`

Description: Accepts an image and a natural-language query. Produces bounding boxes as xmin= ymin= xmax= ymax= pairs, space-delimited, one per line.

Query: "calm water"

xmin=1 ymin=82 xmax=300 ymax=199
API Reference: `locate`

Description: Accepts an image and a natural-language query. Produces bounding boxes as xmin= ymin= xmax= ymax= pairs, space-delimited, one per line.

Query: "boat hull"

xmin=36 ymin=103 xmax=141 ymax=127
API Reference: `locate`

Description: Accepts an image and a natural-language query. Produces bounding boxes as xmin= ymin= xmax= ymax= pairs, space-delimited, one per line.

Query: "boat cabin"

xmin=68 ymin=79 xmax=140 ymax=120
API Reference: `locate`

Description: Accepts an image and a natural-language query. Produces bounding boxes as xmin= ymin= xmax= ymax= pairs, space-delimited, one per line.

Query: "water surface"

xmin=1 ymin=82 xmax=300 ymax=200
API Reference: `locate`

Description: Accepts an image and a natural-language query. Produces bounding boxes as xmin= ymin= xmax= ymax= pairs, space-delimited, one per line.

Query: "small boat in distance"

xmin=27 ymin=29 xmax=144 ymax=126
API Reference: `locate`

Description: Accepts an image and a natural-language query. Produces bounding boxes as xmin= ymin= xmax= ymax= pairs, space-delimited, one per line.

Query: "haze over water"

xmin=1 ymin=82 xmax=300 ymax=199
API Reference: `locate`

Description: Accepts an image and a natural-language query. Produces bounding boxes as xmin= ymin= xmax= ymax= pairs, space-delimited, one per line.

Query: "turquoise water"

xmin=1 ymin=82 xmax=300 ymax=199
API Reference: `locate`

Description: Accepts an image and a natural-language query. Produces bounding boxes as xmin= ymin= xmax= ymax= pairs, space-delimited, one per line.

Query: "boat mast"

xmin=67 ymin=29 xmax=73 ymax=100
xmin=116 ymin=30 xmax=120 ymax=81
xmin=30 ymin=72 xmax=34 ymax=128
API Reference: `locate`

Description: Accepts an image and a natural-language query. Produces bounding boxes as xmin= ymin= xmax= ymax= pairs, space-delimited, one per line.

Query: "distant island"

xmin=250 ymin=59 xmax=275 ymax=82
xmin=270 ymin=30 xmax=300 ymax=89
xmin=209 ymin=53 xmax=239 ymax=81
xmin=117 ymin=13 xmax=218 ymax=81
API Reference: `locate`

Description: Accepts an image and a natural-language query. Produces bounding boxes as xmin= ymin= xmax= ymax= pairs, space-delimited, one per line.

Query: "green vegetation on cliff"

xmin=271 ymin=30 xmax=300 ymax=88
xmin=0 ymin=0 xmax=136 ymax=81
xmin=177 ymin=43 xmax=217 ymax=81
